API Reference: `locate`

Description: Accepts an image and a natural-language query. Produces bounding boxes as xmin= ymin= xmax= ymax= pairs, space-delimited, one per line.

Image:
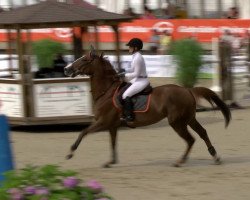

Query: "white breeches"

xmin=122 ymin=79 xmax=150 ymax=99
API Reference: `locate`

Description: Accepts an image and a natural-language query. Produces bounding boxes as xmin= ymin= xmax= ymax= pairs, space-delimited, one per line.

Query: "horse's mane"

xmin=99 ymin=56 xmax=118 ymax=76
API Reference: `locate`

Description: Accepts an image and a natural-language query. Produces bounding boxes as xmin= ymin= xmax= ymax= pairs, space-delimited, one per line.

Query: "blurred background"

xmin=0 ymin=0 xmax=249 ymax=125
xmin=0 ymin=0 xmax=248 ymax=19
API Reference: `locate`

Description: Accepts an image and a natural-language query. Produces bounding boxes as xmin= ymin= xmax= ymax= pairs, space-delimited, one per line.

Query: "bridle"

xmin=65 ymin=56 xmax=94 ymax=77
xmin=75 ymin=56 xmax=95 ymax=76
xmin=67 ymin=51 xmax=122 ymax=101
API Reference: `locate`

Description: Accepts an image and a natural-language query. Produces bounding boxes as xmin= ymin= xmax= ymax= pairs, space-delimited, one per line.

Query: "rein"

xmin=91 ymin=58 xmax=120 ymax=102
xmin=76 ymin=59 xmax=94 ymax=75
xmin=92 ymin=79 xmax=118 ymax=102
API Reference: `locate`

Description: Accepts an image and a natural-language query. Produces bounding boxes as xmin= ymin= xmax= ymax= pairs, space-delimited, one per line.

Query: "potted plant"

xmin=0 ymin=165 xmax=112 ymax=200
xmin=169 ymin=38 xmax=203 ymax=88
xmin=32 ymin=39 xmax=66 ymax=78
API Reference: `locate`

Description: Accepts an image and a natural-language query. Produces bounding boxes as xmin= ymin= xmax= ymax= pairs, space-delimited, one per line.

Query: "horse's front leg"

xmin=103 ymin=127 xmax=118 ymax=168
xmin=66 ymin=120 xmax=105 ymax=159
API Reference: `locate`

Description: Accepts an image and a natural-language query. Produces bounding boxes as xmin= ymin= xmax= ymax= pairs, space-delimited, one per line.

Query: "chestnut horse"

xmin=64 ymin=50 xmax=231 ymax=167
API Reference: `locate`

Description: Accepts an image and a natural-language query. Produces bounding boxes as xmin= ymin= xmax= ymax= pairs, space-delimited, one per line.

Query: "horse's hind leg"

xmin=170 ymin=121 xmax=195 ymax=167
xmin=189 ymin=118 xmax=221 ymax=164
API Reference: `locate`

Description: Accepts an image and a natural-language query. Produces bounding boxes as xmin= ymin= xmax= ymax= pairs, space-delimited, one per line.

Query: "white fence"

xmin=0 ymin=54 xmax=249 ymax=78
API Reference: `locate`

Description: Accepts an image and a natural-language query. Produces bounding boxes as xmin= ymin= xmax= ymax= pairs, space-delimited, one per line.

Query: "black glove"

xmin=116 ymin=69 xmax=126 ymax=78
xmin=118 ymin=68 xmax=125 ymax=73
xmin=116 ymin=72 xmax=125 ymax=78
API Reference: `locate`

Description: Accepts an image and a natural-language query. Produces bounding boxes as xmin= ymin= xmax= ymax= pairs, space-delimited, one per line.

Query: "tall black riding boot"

xmin=122 ymin=97 xmax=135 ymax=122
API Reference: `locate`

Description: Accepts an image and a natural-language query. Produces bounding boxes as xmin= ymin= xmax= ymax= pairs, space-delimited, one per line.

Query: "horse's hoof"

xmin=102 ymin=163 xmax=112 ymax=168
xmin=66 ymin=154 xmax=73 ymax=160
xmin=214 ymin=157 xmax=222 ymax=165
xmin=172 ymin=162 xmax=182 ymax=167
xmin=102 ymin=160 xmax=117 ymax=168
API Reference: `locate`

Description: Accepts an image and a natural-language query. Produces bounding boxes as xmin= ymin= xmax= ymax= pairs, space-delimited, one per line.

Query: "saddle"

xmin=113 ymin=82 xmax=153 ymax=112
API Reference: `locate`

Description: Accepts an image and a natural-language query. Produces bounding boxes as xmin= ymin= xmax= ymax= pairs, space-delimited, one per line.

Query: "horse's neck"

xmin=90 ymin=75 xmax=118 ymax=102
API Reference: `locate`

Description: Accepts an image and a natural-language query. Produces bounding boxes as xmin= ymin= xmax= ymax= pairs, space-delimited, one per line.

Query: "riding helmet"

xmin=126 ymin=38 xmax=143 ymax=50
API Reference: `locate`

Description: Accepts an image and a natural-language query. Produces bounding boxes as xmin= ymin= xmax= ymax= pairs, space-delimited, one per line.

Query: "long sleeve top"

xmin=125 ymin=52 xmax=148 ymax=83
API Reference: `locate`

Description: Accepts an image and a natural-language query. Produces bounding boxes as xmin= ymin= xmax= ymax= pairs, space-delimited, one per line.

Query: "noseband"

xmin=71 ymin=57 xmax=94 ymax=76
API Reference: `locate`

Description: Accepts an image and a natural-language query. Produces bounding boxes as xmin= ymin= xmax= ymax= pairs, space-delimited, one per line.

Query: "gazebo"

xmin=0 ymin=0 xmax=133 ymax=125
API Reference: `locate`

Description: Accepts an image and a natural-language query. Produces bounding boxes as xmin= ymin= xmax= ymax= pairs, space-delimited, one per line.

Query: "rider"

xmin=120 ymin=38 xmax=150 ymax=122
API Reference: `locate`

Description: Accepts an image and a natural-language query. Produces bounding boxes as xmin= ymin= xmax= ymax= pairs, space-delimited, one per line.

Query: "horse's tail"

xmin=190 ymin=87 xmax=231 ymax=127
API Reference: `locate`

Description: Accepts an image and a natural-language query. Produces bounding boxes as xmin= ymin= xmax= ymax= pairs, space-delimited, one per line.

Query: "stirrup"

xmin=120 ymin=115 xmax=134 ymax=122
xmin=120 ymin=116 xmax=126 ymax=121
xmin=125 ymin=115 xmax=134 ymax=122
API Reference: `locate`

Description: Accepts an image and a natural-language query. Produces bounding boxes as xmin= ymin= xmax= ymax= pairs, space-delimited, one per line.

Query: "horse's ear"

xmin=100 ymin=52 xmax=104 ymax=58
xmin=90 ymin=45 xmax=95 ymax=52
xmin=90 ymin=45 xmax=96 ymax=58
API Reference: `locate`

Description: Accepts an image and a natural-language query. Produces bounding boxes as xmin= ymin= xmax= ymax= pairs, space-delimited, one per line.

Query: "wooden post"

xmin=72 ymin=27 xmax=83 ymax=59
xmin=16 ymin=28 xmax=24 ymax=76
xmin=25 ymin=29 xmax=35 ymax=118
xmin=81 ymin=27 xmax=86 ymax=55
xmin=112 ymin=25 xmax=121 ymax=71
xmin=6 ymin=29 xmax=13 ymax=77
xmin=210 ymin=38 xmax=221 ymax=92
xmin=16 ymin=27 xmax=28 ymax=118
xmin=94 ymin=25 xmax=99 ymax=51
xmin=219 ymin=40 xmax=233 ymax=102
xmin=248 ymin=37 xmax=250 ymax=87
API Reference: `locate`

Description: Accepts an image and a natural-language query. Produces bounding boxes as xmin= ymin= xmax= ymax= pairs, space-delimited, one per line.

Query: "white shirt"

xmin=125 ymin=51 xmax=148 ymax=83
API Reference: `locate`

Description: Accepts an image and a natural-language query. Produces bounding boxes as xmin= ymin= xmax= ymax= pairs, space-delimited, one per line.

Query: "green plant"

xmin=32 ymin=39 xmax=66 ymax=69
xmin=0 ymin=165 xmax=112 ymax=200
xmin=169 ymin=38 xmax=203 ymax=88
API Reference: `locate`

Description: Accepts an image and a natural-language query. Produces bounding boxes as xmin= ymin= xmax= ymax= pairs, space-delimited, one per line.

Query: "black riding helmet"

xmin=126 ymin=38 xmax=143 ymax=50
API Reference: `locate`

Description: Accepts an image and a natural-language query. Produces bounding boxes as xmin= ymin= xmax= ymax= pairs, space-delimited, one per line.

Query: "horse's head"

xmin=64 ymin=47 xmax=115 ymax=78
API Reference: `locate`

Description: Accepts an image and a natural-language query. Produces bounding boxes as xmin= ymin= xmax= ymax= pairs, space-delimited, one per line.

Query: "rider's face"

xmin=129 ymin=46 xmax=135 ymax=54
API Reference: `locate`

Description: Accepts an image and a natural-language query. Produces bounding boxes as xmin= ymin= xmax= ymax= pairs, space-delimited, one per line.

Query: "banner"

xmin=0 ymin=83 xmax=24 ymax=117
xmin=34 ymin=82 xmax=92 ymax=117
xmin=95 ymin=19 xmax=250 ymax=43
xmin=0 ymin=19 xmax=250 ymax=43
